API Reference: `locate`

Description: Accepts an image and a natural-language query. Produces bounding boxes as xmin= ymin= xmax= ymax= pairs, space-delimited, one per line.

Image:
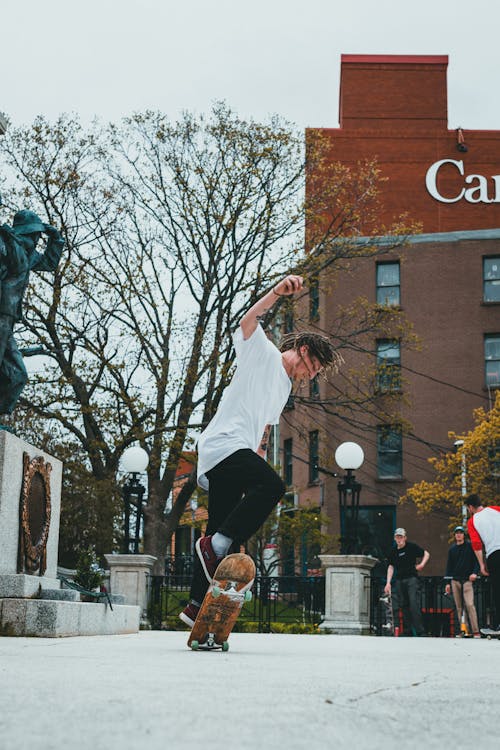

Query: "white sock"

xmin=211 ymin=532 xmax=232 ymax=557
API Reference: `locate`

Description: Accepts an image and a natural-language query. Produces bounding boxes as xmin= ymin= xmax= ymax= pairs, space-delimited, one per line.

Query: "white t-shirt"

xmin=197 ymin=324 xmax=291 ymax=489
xmin=470 ymin=506 xmax=500 ymax=557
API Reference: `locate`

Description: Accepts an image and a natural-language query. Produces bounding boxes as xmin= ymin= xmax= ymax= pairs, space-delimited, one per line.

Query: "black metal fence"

xmin=148 ymin=572 xmax=325 ymax=633
xmin=149 ymin=567 xmax=496 ymax=636
xmin=370 ymin=576 xmax=496 ymax=636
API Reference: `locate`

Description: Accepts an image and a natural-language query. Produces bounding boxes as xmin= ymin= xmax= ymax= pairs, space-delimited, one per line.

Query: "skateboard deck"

xmin=480 ymin=627 xmax=500 ymax=639
xmin=188 ymin=553 xmax=256 ymax=652
xmin=379 ymin=594 xmax=394 ymax=635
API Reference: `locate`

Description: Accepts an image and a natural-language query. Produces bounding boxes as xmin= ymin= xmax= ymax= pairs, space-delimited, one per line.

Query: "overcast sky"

xmin=1 ymin=0 xmax=499 ymax=132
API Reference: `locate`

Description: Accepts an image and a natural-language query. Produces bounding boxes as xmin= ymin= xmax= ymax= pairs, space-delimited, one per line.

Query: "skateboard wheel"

xmin=222 ymin=641 xmax=229 ymax=652
xmin=212 ymin=586 xmax=221 ymax=598
xmin=244 ymin=590 xmax=252 ymax=602
xmin=190 ymin=640 xmax=199 ymax=650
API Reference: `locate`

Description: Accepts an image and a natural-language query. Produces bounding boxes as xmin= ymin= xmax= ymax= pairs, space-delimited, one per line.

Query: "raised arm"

xmin=30 ymin=226 xmax=65 ymax=272
xmin=240 ymin=274 xmax=303 ymax=340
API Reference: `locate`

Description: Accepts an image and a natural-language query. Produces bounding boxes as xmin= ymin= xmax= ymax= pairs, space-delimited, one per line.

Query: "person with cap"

xmin=444 ymin=525 xmax=480 ymax=637
xmin=465 ymin=493 xmax=500 ymax=635
xmin=0 ymin=210 xmax=64 ymax=415
xmin=384 ymin=528 xmax=430 ymax=636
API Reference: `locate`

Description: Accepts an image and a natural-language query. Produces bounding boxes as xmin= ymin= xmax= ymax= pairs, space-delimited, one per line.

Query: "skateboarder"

xmin=180 ymin=274 xmax=342 ymax=627
xmin=384 ymin=528 xmax=430 ymax=636
xmin=444 ymin=525 xmax=480 ymax=637
xmin=466 ymin=494 xmax=500 ymax=635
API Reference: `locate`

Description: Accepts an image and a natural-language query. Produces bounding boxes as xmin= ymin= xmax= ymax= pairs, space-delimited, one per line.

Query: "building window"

xmin=376 ymin=339 xmax=401 ymax=392
xmin=283 ymin=300 xmax=294 ymax=333
xmin=340 ymin=505 xmax=396 ymax=565
xmin=485 ymin=334 xmax=500 ymax=388
xmin=376 ymin=262 xmax=400 ymax=306
xmin=377 ymin=425 xmax=403 ymax=478
xmin=484 ymin=257 xmax=500 ymax=302
xmin=309 ymin=430 xmax=319 ymax=483
xmin=309 ymin=277 xmax=319 ymax=320
xmin=310 ymin=374 xmax=320 ymax=399
xmin=283 ymin=438 xmax=293 ymax=486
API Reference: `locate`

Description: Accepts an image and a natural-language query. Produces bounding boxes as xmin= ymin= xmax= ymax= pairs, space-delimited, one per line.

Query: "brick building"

xmin=280 ymin=55 xmax=500 ymax=575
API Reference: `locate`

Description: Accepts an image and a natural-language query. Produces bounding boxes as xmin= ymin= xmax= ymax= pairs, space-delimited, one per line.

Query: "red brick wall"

xmin=312 ymin=55 xmax=500 ymax=234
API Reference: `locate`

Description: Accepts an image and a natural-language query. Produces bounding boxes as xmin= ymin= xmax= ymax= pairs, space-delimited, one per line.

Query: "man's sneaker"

xmin=473 ymin=632 xmax=482 ymax=638
xmin=196 ymin=535 xmax=221 ymax=583
xmin=179 ymin=601 xmax=200 ymax=628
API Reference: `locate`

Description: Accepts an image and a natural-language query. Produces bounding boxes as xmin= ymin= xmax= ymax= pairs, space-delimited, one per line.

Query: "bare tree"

xmin=0 ymin=105 xmax=415 ymax=570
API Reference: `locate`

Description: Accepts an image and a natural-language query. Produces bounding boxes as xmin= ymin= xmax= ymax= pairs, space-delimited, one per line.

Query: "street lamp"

xmin=454 ymin=439 xmax=467 ymax=527
xmin=335 ymin=442 xmax=365 ymax=555
xmin=121 ymin=446 xmax=149 ymax=554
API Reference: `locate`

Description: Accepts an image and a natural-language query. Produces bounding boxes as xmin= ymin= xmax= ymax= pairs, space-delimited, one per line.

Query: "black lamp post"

xmin=121 ymin=446 xmax=149 ymax=554
xmin=335 ymin=442 xmax=365 ymax=555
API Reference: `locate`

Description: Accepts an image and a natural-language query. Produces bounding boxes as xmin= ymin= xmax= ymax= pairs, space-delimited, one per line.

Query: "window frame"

xmin=483 ymin=256 xmax=500 ymax=303
xmin=376 ymin=261 xmax=401 ymax=307
xmin=308 ymin=429 xmax=319 ymax=484
xmin=377 ymin=424 xmax=403 ymax=479
xmin=376 ymin=338 xmax=401 ymax=392
xmin=309 ymin=277 xmax=319 ymax=321
xmin=283 ymin=438 xmax=293 ymax=487
xmin=485 ymin=333 xmax=500 ymax=388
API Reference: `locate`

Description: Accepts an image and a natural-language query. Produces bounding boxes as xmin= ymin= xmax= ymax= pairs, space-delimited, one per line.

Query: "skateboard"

xmin=480 ymin=627 xmax=500 ymax=639
xmin=188 ymin=553 xmax=256 ymax=652
xmin=379 ymin=593 xmax=394 ymax=635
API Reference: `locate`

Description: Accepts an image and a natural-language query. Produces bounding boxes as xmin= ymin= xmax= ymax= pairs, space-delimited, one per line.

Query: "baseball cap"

xmin=394 ymin=527 xmax=407 ymax=537
xmin=454 ymin=525 xmax=466 ymax=533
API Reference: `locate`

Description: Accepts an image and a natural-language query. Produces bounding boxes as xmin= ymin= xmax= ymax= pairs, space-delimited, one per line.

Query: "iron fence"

xmin=149 ymin=568 xmax=496 ymax=636
xmin=370 ymin=575 xmax=495 ymax=636
xmin=148 ymin=573 xmax=325 ymax=632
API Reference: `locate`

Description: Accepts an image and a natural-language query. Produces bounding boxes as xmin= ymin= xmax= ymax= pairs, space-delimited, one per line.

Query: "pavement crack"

xmin=325 ymin=675 xmax=430 ymax=708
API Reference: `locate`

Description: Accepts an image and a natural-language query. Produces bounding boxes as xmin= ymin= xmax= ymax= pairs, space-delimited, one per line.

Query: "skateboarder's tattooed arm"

xmin=257 ymin=425 xmax=271 ymax=458
xmin=240 ymin=275 xmax=304 ymax=340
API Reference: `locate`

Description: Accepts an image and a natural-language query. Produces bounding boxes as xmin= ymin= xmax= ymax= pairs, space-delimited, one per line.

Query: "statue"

xmin=0 ymin=210 xmax=64 ymax=416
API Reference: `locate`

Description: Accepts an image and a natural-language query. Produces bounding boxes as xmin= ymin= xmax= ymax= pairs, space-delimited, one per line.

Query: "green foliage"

xmin=74 ymin=547 xmax=105 ymax=591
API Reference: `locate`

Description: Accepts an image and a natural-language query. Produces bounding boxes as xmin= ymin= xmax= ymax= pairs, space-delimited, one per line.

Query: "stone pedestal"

xmin=319 ymin=554 xmax=379 ymax=634
xmin=105 ymin=554 xmax=157 ymax=626
xmin=0 ymin=431 xmax=140 ymax=637
xmin=0 ymin=431 xmax=63 ymax=598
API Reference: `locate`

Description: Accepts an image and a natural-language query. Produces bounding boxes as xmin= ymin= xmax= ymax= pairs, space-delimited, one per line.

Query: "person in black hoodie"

xmin=444 ymin=525 xmax=480 ymax=637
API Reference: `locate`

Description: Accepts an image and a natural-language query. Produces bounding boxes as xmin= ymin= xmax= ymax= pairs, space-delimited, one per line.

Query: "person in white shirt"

xmin=180 ymin=274 xmax=342 ymax=627
xmin=466 ymin=493 xmax=500 ymax=634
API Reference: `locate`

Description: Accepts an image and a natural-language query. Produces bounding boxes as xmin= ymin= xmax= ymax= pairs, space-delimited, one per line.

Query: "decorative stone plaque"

xmin=17 ymin=454 xmax=52 ymax=576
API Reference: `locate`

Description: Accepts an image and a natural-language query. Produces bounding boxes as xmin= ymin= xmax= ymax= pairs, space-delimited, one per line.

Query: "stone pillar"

xmin=319 ymin=554 xmax=379 ymax=634
xmin=105 ymin=554 xmax=157 ymax=626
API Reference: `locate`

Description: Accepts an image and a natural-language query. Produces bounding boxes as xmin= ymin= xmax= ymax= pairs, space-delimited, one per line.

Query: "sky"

xmin=1 ymin=0 xmax=500 ymax=132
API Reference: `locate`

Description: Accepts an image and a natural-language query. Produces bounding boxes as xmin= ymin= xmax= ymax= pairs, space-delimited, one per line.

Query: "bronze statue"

xmin=0 ymin=210 xmax=64 ymax=415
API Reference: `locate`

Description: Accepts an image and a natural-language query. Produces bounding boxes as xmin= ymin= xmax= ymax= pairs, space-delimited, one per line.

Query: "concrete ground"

xmin=1 ymin=631 xmax=498 ymax=750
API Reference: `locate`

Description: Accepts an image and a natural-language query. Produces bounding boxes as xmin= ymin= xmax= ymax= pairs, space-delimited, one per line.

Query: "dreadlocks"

xmin=279 ymin=332 xmax=344 ymax=374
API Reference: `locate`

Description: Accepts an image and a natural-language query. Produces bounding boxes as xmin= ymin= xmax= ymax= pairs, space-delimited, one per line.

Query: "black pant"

xmin=189 ymin=449 xmax=286 ymax=605
xmin=392 ymin=577 xmax=425 ymax=636
xmin=487 ymin=549 xmax=500 ymax=627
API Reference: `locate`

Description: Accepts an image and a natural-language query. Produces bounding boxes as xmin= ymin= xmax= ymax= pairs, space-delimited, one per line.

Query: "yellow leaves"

xmin=404 ymin=392 xmax=500 ymax=515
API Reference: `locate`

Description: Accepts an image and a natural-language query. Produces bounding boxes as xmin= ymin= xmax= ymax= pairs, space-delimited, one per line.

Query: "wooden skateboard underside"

xmin=188 ymin=553 xmax=256 ymax=651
